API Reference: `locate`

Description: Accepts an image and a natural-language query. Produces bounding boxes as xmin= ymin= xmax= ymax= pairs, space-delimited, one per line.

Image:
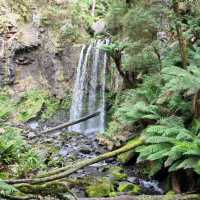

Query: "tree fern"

xmin=115 ymin=101 xmax=160 ymax=125
xmin=147 ymin=149 xmax=170 ymax=161
xmin=161 ymin=65 xmax=200 ymax=95
xmin=137 ymin=118 xmax=200 ymax=176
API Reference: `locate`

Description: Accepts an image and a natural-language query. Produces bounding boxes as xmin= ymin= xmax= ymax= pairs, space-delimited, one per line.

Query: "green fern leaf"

xmin=175 ymin=158 xmax=198 ymax=170
xmin=147 ymin=149 xmax=170 ymax=161
xmin=168 ymin=160 xmax=185 ymax=172
xmin=145 ymin=136 xmax=175 ymax=144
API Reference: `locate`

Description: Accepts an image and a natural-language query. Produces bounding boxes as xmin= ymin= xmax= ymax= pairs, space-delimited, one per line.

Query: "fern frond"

xmin=159 ymin=116 xmax=184 ymax=127
xmin=136 ymin=144 xmax=170 ymax=157
xmin=162 ymin=65 xmax=200 ymax=94
xmin=175 ymin=158 xmax=198 ymax=170
xmin=176 ymin=131 xmax=196 ymax=141
xmin=184 ymin=145 xmax=200 ymax=156
xmin=147 ymin=149 xmax=170 ymax=161
xmin=145 ymin=136 xmax=175 ymax=144
xmin=148 ymin=159 xmax=164 ymax=177
xmin=168 ymin=159 xmax=186 ymax=172
xmin=145 ymin=125 xmax=167 ymax=136
xmin=0 ymin=180 xmax=18 ymax=196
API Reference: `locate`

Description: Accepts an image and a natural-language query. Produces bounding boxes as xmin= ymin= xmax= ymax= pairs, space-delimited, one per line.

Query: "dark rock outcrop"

xmin=0 ymin=24 xmax=81 ymax=98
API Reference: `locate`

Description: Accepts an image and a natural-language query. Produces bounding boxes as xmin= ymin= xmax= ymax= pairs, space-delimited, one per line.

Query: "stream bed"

xmin=26 ymin=120 xmax=164 ymax=198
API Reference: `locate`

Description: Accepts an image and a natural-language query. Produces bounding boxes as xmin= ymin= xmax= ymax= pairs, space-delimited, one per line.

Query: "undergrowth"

xmin=0 ymin=89 xmax=71 ymax=123
xmin=104 ymin=0 xmax=200 ymax=192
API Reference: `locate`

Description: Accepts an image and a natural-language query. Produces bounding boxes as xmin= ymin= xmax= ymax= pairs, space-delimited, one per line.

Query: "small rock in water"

xmin=127 ymin=177 xmax=137 ymax=183
xmin=27 ymin=132 xmax=37 ymax=139
xmin=52 ymin=131 xmax=61 ymax=138
xmin=139 ymin=179 xmax=164 ymax=195
xmin=27 ymin=120 xmax=39 ymax=130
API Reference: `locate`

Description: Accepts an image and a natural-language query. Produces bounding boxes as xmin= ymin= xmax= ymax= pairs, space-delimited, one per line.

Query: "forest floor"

xmin=24 ymin=117 xmax=163 ymax=198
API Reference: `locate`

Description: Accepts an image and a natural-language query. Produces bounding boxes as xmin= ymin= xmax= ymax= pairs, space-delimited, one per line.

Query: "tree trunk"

xmin=113 ymin=53 xmax=134 ymax=88
xmin=192 ymin=89 xmax=200 ymax=118
xmin=172 ymin=1 xmax=188 ymax=69
xmin=175 ymin=25 xmax=188 ymax=69
xmin=92 ymin=0 xmax=96 ymax=17
xmin=39 ymin=111 xmax=100 ymax=135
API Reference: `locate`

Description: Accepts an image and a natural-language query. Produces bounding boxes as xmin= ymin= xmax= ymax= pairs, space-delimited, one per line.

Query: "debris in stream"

xmin=26 ymin=123 xmax=164 ymax=198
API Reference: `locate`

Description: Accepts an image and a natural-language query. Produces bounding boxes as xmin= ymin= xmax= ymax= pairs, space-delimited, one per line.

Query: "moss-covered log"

xmin=40 ymin=111 xmax=100 ymax=135
xmin=15 ymin=181 xmax=78 ymax=200
xmin=80 ymin=194 xmax=200 ymax=200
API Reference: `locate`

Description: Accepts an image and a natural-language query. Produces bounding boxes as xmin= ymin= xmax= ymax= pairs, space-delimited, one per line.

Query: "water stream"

xmin=69 ymin=39 xmax=109 ymax=134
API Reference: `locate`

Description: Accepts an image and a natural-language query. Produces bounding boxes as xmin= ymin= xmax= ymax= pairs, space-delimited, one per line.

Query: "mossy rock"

xmin=86 ymin=178 xmax=116 ymax=198
xmin=118 ymin=182 xmax=141 ymax=194
xmin=61 ymin=131 xmax=81 ymax=139
xmin=108 ymin=166 xmax=128 ymax=182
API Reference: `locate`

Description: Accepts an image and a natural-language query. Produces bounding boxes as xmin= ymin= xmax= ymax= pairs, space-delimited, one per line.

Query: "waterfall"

xmin=69 ymin=39 xmax=109 ymax=134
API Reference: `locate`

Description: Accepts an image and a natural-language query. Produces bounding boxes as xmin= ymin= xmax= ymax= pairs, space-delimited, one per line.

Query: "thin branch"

xmin=39 ymin=110 xmax=100 ymax=135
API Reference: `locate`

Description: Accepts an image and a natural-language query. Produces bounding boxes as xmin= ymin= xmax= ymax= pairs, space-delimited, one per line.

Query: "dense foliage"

xmin=104 ymin=0 xmax=200 ymax=192
xmin=2 ymin=0 xmax=200 ymax=196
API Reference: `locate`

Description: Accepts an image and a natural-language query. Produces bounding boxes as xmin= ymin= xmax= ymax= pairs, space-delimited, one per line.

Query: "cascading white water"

xmin=69 ymin=39 xmax=109 ymax=134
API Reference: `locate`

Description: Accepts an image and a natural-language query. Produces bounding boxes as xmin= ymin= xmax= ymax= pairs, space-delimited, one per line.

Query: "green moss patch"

xmin=86 ymin=178 xmax=116 ymax=198
xmin=118 ymin=182 xmax=141 ymax=194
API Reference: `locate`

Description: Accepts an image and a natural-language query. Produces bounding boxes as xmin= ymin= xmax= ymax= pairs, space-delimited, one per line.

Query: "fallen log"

xmin=39 ymin=110 xmax=100 ymax=134
xmin=0 ymin=193 xmax=36 ymax=200
xmin=5 ymin=137 xmax=144 ymax=185
xmin=80 ymin=194 xmax=200 ymax=200
xmin=15 ymin=181 xmax=78 ymax=200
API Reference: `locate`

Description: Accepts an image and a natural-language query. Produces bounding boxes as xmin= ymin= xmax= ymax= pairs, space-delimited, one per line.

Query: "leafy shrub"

xmin=16 ymin=90 xmax=45 ymax=122
xmin=0 ymin=91 xmax=15 ymax=121
xmin=17 ymin=149 xmax=44 ymax=177
xmin=0 ymin=125 xmax=44 ymax=177
xmin=0 ymin=126 xmax=24 ymax=165
xmin=136 ymin=117 xmax=200 ymax=176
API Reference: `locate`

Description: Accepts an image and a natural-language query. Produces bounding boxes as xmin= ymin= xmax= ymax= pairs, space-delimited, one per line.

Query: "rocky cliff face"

xmin=0 ymin=1 xmax=84 ymax=99
xmin=0 ymin=23 xmax=81 ymax=99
